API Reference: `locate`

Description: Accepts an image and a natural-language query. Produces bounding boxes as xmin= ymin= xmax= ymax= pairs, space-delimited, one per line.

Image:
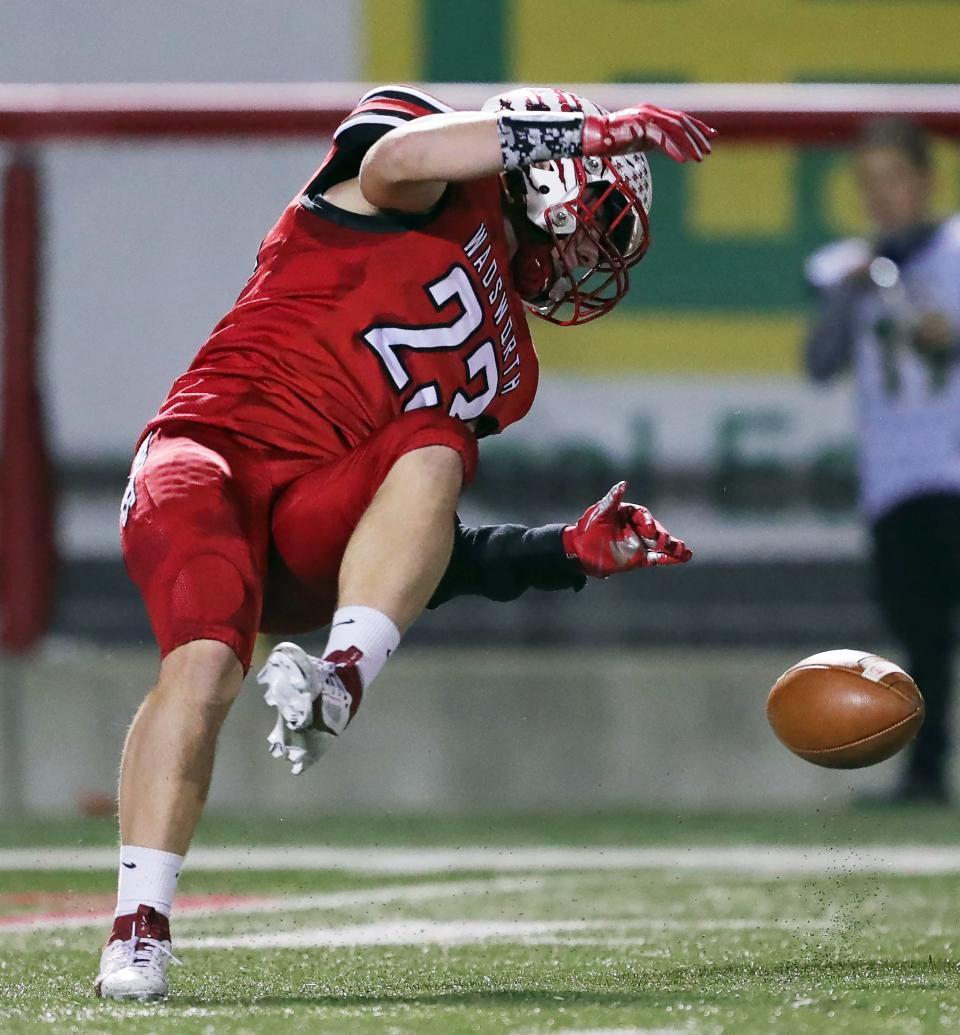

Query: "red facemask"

xmin=506 ymin=169 xmax=651 ymax=327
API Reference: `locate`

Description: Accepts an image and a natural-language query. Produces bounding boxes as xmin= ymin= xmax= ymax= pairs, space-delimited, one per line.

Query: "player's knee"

xmin=156 ymin=639 xmax=244 ymax=714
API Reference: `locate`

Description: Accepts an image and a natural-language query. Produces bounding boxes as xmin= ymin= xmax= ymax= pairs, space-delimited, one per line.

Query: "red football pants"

xmin=120 ymin=412 xmax=478 ymax=673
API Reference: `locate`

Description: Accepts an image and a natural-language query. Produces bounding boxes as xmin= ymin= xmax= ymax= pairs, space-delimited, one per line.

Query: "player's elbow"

xmin=360 ymin=136 xmax=447 ymax=213
xmin=359 ymin=131 xmax=419 ymax=207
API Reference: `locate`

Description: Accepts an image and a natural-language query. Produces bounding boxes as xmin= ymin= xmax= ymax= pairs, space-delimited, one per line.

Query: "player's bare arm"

xmin=357 ymin=112 xmax=503 ymax=212
xmin=352 ymin=104 xmax=716 ymax=214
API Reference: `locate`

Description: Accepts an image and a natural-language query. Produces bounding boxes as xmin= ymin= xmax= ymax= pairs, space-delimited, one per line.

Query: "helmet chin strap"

xmin=501 ymin=211 xmax=520 ymax=259
xmin=509 ymin=241 xmax=555 ymax=301
xmin=501 ymin=188 xmax=564 ymax=303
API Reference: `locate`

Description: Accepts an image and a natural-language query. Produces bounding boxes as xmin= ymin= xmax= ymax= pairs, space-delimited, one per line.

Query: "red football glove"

xmin=562 ymin=481 xmax=693 ymax=579
xmin=582 ymin=104 xmax=716 ymax=163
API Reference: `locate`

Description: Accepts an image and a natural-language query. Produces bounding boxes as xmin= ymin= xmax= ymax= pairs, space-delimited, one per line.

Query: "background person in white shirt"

xmin=805 ymin=117 xmax=960 ymax=804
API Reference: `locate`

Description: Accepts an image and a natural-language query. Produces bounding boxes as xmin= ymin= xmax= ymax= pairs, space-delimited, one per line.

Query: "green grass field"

xmin=2 ymin=809 xmax=959 ymax=1034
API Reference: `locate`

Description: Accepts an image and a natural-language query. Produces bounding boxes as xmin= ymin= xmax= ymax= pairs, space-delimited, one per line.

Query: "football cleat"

xmin=257 ymin=642 xmax=364 ymax=775
xmin=95 ymin=904 xmax=179 ymax=1001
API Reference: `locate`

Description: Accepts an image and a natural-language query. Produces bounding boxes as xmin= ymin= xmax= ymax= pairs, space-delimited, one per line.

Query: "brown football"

xmin=767 ymin=649 xmax=924 ymax=768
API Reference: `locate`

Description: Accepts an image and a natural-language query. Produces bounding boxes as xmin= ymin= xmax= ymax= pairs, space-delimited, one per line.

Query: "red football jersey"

xmin=147 ymin=85 xmax=539 ymax=456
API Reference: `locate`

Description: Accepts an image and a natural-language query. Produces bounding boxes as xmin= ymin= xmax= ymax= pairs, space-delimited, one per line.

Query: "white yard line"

xmin=0 ymin=876 xmax=537 ymax=935
xmin=184 ymin=918 xmax=602 ymax=949
xmin=544 ymin=1030 xmax=684 ymax=1035
xmin=545 ymin=1030 xmax=684 ymax=1035
xmin=2 ymin=843 xmax=960 ymax=874
xmin=179 ymin=915 xmax=834 ymax=951
xmin=523 ymin=917 xmax=836 ymax=935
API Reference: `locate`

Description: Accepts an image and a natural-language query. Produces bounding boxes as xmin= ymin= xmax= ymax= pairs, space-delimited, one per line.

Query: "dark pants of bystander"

xmin=871 ymin=492 xmax=960 ymax=798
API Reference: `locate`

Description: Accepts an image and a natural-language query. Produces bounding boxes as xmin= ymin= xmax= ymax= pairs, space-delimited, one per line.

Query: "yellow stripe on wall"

xmin=533 ymin=312 xmax=807 ymax=376
xmin=513 ymin=0 xmax=960 ymax=83
xmin=690 ymin=147 xmax=795 ymax=238
xmin=363 ymin=0 xmax=422 ymax=82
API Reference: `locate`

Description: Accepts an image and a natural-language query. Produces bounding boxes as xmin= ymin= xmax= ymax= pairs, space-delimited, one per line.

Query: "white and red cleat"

xmin=95 ymin=904 xmax=179 ymax=1000
xmin=257 ymin=642 xmax=364 ymax=775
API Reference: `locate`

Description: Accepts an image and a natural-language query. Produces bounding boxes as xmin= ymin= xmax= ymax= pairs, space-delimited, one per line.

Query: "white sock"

xmin=323 ymin=605 xmax=400 ymax=689
xmin=115 ymin=845 xmax=184 ymax=918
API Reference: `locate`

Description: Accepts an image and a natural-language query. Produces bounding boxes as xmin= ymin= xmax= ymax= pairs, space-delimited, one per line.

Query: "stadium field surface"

xmin=1 ymin=810 xmax=958 ymax=1034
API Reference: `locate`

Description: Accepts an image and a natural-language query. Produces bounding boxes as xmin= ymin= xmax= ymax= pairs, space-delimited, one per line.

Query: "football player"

xmin=96 ymin=85 xmax=714 ymax=999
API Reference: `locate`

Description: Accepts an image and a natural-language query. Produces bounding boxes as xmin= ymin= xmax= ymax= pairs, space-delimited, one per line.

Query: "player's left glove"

xmin=562 ymin=481 xmax=693 ymax=579
xmin=582 ymin=104 xmax=716 ymax=164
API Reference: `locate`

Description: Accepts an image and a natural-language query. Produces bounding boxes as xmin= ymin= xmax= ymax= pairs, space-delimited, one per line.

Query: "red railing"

xmin=1 ymin=82 xmax=959 ymax=142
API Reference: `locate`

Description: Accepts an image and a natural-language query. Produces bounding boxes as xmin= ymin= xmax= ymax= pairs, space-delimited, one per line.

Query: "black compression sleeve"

xmin=427 ymin=522 xmax=586 ymax=609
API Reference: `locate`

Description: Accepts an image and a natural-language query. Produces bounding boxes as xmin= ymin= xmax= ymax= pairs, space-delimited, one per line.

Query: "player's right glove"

xmin=562 ymin=481 xmax=693 ymax=579
xmin=582 ymin=104 xmax=716 ymax=163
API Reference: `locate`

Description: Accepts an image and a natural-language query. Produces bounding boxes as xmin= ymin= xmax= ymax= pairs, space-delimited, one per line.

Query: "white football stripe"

xmin=0 ymin=877 xmax=537 ymax=935
xmin=2 ymin=844 xmax=960 ymax=875
xmin=547 ymin=1030 xmax=684 ymax=1035
xmin=184 ymin=919 xmax=596 ymax=949
xmin=180 ymin=915 xmax=836 ymax=951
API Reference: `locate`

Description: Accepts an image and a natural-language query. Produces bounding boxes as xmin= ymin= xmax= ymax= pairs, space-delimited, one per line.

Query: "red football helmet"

xmin=483 ymin=87 xmax=653 ymax=326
